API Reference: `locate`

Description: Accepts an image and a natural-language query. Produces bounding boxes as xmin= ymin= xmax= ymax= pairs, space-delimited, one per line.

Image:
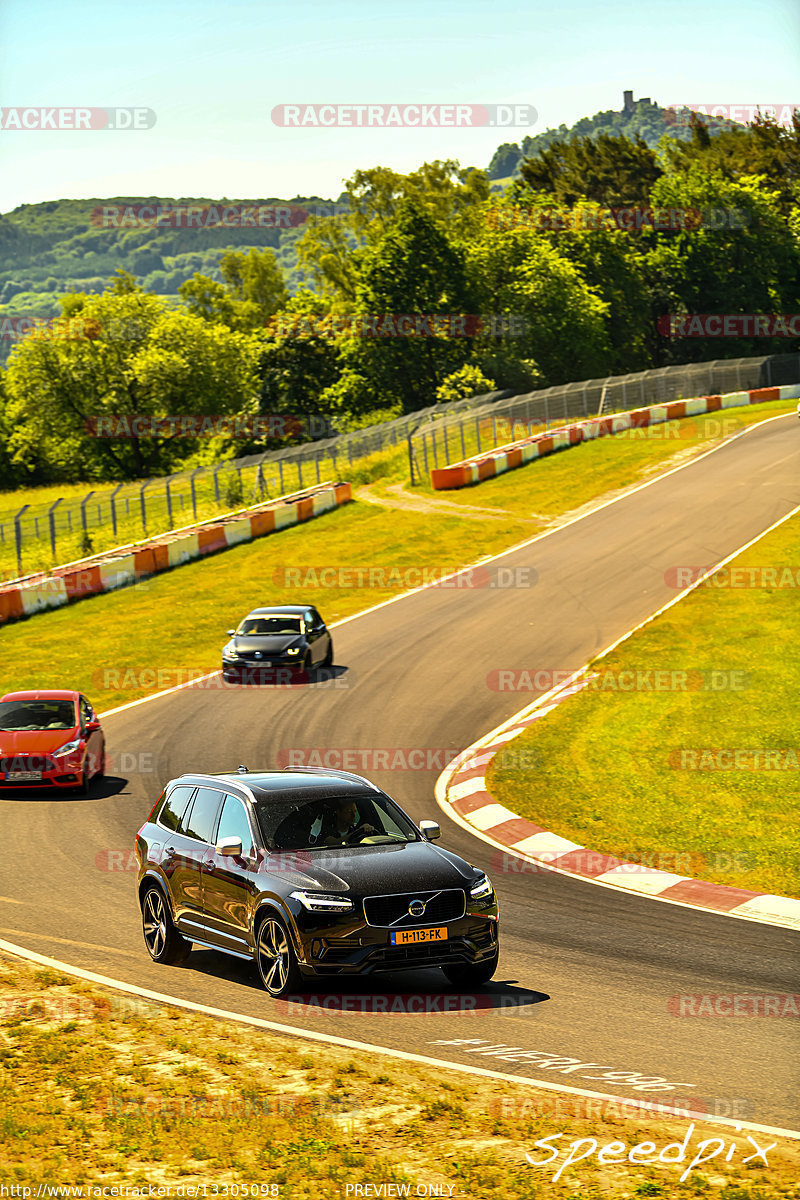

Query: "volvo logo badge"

xmin=408 ymin=899 xmax=426 ymax=917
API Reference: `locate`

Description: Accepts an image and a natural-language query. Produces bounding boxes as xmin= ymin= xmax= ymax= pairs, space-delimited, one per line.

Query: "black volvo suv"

xmin=135 ymin=766 xmax=499 ymax=996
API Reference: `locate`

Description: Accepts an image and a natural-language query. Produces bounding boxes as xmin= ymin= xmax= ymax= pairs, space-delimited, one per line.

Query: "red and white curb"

xmin=436 ymin=673 xmax=800 ymax=930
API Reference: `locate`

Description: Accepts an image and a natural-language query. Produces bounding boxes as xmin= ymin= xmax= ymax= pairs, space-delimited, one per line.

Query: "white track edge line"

xmin=1 ymin=936 xmax=797 ymax=1141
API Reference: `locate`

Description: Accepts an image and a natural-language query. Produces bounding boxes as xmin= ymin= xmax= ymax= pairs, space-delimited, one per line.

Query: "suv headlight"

xmin=53 ymin=738 xmax=82 ymax=758
xmin=470 ymin=874 xmax=494 ymax=900
xmin=290 ymin=890 xmax=353 ymax=913
xmin=222 ymin=644 xmax=240 ymax=660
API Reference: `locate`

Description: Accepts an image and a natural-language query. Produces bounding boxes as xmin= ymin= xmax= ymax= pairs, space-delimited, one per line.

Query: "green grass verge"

xmin=487 ymin=512 xmax=800 ymax=899
xmin=2 ymin=953 xmax=797 ymax=1197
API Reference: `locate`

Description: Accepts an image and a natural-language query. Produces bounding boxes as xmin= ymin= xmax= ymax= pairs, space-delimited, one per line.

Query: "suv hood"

xmin=260 ymin=839 xmax=476 ymax=893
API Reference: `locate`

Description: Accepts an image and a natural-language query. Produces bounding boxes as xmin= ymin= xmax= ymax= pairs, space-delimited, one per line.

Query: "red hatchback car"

xmin=0 ymin=690 xmax=105 ymax=795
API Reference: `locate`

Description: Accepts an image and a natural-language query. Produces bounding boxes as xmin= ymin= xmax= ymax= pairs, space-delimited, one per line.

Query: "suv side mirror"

xmin=216 ymin=836 xmax=243 ymax=857
xmin=419 ymin=820 xmax=441 ymax=841
xmin=227 ymin=629 xmax=236 ymax=637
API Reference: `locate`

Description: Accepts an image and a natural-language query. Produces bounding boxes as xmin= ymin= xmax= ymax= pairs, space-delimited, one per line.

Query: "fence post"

xmin=14 ymin=505 xmax=29 ymax=577
xmin=432 ymin=428 xmax=439 ymax=469
xmin=459 ymin=420 xmax=466 ymax=460
xmin=110 ymin=484 xmax=123 ymax=539
xmin=298 ymin=458 xmax=303 ymax=488
xmin=140 ymin=482 xmax=148 ymax=533
xmin=422 ymin=432 xmax=429 ymax=477
xmin=475 ymin=415 xmax=481 ymax=452
xmin=407 ymin=432 xmax=416 ymax=486
xmin=331 ymin=448 xmax=337 ymax=478
xmin=213 ymin=466 xmax=221 ymax=505
xmin=278 ymin=459 xmax=284 ymax=493
xmin=315 ymin=454 xmax=321 ymax=484
xmin=165 ymin=477 xmax=174 ymax=528
xmin=80 ymin=491 xmax=95 ymax=549
xmin=48 ymin=498 xmax=63 ymax=559
xmin=190 ymin=468 xmax=201 ymax=519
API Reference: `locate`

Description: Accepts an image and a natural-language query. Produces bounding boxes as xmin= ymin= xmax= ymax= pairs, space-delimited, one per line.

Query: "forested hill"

xmin=487 ymin=95 xmax=739 ymax=180
xmin=0 ymin=194 xmax=340 ymax=323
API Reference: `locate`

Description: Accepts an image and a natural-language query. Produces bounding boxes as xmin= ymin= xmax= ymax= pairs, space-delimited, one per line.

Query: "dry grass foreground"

xmin=1 ymin=953 xmax=798 ymax=1198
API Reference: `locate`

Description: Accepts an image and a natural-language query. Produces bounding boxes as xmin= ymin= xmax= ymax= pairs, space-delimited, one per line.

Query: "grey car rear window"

xmin=159 ymin=785 xmax=195 ymax=832
xmin=182 ymin=786 xmax=224 ymax=844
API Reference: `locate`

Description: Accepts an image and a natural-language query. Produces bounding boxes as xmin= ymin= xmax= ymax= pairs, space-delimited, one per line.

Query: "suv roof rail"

xmin=281 ymin=764 xmax=380 ymax=791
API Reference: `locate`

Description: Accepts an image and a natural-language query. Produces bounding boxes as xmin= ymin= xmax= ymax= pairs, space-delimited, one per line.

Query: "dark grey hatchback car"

xmin=135 ymin=767 xmax=499 ymax=996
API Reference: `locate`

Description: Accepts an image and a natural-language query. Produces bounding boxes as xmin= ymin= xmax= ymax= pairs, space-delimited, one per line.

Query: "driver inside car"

xmin=320 ymin=798 xmax=377 ymax=845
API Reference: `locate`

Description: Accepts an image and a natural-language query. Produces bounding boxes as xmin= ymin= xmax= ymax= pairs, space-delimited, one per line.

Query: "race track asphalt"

xmin=3 ymin=414 xmax=798 ymax=1128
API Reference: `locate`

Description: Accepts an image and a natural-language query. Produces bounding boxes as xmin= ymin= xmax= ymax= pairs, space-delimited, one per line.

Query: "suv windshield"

xmin=253 ymin=790 xmax=419 ymax=851
xmin=238 ymin=616 xmax=303 ymax=636
xmin=0 ymin=700 xmax=77 ymax=731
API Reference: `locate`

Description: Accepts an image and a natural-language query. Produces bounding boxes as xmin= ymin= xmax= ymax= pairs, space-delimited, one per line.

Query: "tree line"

xmin=1 ymin=112 xmax=798 ymax=486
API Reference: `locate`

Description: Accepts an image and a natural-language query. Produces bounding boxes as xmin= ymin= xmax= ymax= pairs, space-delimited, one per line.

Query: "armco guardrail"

xmin=429 ymin=386 xmax=800 ymax=489
xmin=0 ymin=481 xmax=351 ymax=625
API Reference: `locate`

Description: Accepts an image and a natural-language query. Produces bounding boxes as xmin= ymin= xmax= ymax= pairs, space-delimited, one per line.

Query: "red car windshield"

xmin=0 ymin=701 xmax=77 ymax=731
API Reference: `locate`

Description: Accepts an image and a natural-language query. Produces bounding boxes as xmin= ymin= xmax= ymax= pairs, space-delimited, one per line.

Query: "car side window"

xmin=79 ymin=697 xmax=93 ymax=726
xmin=216 ymin=794 xmax=254 ymax=854
xmin=160 ymin=785 xmax=196 ymax=833
xmin=182 ymin=787 xmax=224 ymax=844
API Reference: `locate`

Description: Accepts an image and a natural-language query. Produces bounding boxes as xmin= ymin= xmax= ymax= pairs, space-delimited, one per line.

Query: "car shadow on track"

xmin=181 ymin=948 xmax=549 ymax=1015
xmin=223 ymin=664 xmax=352 ymax=689
xmin=0 ymin=774 xmax=130 ymax=802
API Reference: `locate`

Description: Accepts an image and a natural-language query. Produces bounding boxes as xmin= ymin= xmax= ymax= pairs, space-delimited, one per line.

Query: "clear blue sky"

xmin=0 ymin=0 xmax=798 ymax=211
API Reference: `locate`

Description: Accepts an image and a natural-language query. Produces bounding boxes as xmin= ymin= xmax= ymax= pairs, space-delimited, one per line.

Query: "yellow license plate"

xmin=391 ymin=927 xmax=448 ymax=945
